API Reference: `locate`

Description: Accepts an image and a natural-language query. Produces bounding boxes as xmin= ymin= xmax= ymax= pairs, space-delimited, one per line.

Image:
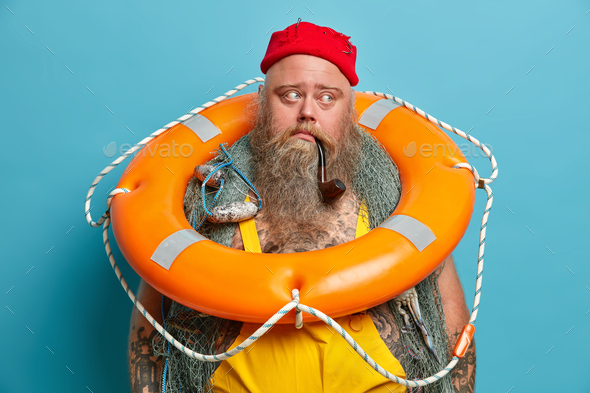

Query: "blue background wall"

xmin=1 ymin=1 xmax=589 ymax=392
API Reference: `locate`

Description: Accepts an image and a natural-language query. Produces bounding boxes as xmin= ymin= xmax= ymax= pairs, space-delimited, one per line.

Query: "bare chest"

xmin=230 ymin=194 xmax=360 ymax=253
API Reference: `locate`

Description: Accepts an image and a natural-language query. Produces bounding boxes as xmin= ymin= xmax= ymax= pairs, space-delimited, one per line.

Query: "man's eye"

xmin=319 ymin=94 xmax=333 ymax=103
xmin=286 ymin=92 xmax=300 ymax=100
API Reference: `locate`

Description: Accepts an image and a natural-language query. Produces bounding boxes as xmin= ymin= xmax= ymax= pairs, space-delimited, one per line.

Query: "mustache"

xmin=276 ymin=123 xmax=336 ymax=152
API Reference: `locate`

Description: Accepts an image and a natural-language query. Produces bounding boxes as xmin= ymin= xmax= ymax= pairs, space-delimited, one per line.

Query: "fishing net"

xmin=387 ymin=269 xmax=455 ymax=392
xmin=152 ymin=306 xmax=224 ymax=393
xmin=155 ymin=125 xmax=455 ymax=392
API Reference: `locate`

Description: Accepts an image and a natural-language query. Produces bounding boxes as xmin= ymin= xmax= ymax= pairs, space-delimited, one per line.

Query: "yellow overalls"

xmin=211 ymin=198 xmax=406 ymax=392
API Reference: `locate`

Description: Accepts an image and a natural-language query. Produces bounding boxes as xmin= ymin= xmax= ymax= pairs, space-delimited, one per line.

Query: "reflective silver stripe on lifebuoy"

xmin=151 ymin=229 xmax=208 ymax=270
xmin=358 ymin=99 xmax=401 ymax=130
xmin=182 ymin=114 xmax=221 ymax=143
xmin=378 ymin=215 xmax=436 ymax=252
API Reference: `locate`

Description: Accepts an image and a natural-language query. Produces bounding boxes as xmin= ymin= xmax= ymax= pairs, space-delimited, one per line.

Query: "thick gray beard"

xmin=248 ymin=89 xmax=363 ymax=245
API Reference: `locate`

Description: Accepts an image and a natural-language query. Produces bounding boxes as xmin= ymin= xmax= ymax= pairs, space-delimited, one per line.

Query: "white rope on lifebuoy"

xmin=87 ymin=78 xmax=497 ymax=388
xmin=101 ymin=203 xmax=458 ymax=387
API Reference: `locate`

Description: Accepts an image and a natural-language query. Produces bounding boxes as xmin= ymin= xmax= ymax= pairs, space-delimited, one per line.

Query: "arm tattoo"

xmin=367 ymin=303 xmax=407 ymax=368
xmin=129 ymin=326 xmax=162 ymax=393
xmin=450 ymin=330 xmax=476 ymax=393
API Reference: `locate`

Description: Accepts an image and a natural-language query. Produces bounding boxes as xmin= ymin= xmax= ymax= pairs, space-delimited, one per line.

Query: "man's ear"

xmin=258 ymin=85 xmax=263 ymax=94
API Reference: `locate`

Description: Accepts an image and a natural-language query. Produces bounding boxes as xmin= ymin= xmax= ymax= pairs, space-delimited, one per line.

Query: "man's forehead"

xmin=264 ymin=55 xmax=351 ymax=92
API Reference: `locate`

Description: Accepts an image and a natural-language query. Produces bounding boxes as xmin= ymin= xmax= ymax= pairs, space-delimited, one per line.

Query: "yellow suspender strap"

xmin=238 ymin=195 xmax=262 ymax=253
xmin=239 ymin=198 xmax=369 ymax=254
xmin=355 ymin=200 xmax=370 ymax=238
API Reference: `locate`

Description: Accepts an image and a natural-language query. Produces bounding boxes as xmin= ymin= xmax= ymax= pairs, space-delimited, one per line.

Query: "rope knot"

xmin=291 ymin=289 xmax=303 ymax=329
xmin=291 ymin=289 xmax=300 ymax=304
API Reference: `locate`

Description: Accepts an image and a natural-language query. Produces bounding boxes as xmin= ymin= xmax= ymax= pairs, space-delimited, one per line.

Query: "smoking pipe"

xmin=315 ymin=139 xmax=346 ymax=203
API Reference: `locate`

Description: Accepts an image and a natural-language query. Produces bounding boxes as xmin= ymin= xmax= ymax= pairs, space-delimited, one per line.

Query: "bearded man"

xmin=128 ymin=21 xmax=476 ymax=393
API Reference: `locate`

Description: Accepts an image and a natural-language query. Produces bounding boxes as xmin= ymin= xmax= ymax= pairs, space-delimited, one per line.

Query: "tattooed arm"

xmin=128 ymin=279 xmax=171 ymax=393
xmin=448 ymin=328 xmax=476 ymax=392
xmin=438 ymin=254 xmax=476 ymax=392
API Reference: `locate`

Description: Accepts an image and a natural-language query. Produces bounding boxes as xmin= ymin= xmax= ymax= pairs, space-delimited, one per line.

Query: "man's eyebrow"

xmin=274 ymin=83 xmax=343 ymax=95
xmin=316 ymin=84 xmax=343 ymax=94
xmin=274 ymin=83 xmax=300 ymax=91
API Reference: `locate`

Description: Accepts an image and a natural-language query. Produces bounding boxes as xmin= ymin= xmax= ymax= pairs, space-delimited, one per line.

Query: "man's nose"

xmin=298 ymin=98 xmax=317 ymax=123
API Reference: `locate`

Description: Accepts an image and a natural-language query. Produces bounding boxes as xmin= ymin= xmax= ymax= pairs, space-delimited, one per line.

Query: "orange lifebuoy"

xmin=110 ymin=92 xmax=475 ymax=324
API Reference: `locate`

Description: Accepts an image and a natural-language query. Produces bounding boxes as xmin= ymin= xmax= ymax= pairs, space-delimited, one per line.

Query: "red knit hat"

xmin=260 ymin=21 xmax=359 ymax=86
